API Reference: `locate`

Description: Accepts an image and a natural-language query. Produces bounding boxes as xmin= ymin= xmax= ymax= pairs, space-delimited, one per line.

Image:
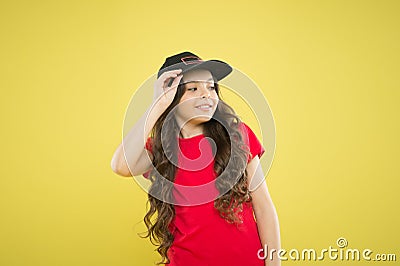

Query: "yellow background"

xmin=1 ymin=0 xmax=399 ymax=265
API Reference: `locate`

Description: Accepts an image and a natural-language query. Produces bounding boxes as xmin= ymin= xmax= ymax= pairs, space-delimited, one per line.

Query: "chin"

xmin=191 ymin=116 xmax=212 ymax=124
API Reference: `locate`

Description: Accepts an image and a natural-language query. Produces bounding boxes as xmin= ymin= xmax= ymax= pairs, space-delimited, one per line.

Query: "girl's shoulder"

xmin=238 ymin=121 xmax=266 ymax=161
xmin=143 ymin=121 xmax=265 ymax=159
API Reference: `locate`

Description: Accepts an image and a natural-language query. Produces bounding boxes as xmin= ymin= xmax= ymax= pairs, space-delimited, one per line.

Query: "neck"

xmin=178 ymin=122 xmax=204 ymax=138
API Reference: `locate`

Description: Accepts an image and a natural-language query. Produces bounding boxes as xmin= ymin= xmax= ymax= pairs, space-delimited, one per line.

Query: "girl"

xmin=111 ymin=52 xmax=280 ymax=266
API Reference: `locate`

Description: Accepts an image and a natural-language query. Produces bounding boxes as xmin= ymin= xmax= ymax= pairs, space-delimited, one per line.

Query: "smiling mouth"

xmin=195 ymin=104 xmax=213 ymax=110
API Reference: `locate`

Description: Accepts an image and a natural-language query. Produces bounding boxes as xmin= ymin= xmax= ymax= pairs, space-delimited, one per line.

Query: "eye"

xmin=187 ymin=87 xmax=197 ymax=91
xmin=209 ymin=86 xmax=215 ymax=90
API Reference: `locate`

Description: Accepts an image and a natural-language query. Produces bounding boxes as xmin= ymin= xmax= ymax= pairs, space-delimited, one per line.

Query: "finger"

xmin=159 ymin=69 xmax=182 ymax=80
xmin=169 ymin=74 xmax=183 ymax=89
xmin=163 ymin=78 xmax=174 ymax=89
xmin=163 ymin=75 xmax=183 ymax=94
xmin=165 ymin=69 xmax=183 ymax=75
xmin=163 ymin=73 xmax=183 ymax=89
xmin=163 ymin=74 xmax=182 ymax=91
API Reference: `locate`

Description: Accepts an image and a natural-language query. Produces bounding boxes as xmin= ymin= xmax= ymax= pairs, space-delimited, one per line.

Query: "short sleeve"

xmin=142 ymin=137 xmax=153 ymax=179
xmin=144 ymin=136 xmax=153 ymax=153
xmin=240 ymin=122 xmax=265 ymax=163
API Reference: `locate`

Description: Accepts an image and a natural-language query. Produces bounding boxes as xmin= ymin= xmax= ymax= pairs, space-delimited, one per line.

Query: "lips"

xmin=195 ymin=103 xmax=213 ymax=110
xmin=195 ymin=104 xmax=213 ymax=108
xmin=195 ymin=101 xmax=213 ymax=108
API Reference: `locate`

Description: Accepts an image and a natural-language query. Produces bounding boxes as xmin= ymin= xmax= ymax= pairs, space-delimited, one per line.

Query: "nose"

xmin=199 ymin=83 xmax=211 ymax=98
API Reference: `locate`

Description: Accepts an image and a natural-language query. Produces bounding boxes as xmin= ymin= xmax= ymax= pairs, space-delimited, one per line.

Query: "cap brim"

xmin=157 ymin=59 xmax=232 ymax=81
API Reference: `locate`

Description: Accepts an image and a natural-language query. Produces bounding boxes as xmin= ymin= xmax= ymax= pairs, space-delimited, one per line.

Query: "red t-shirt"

xmin=143 ymin=122 xmax=265 ymax=266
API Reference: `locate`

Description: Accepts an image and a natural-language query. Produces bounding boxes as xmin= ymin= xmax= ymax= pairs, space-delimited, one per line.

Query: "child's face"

xmin=175 ymin=69 xmax=219 ymax=126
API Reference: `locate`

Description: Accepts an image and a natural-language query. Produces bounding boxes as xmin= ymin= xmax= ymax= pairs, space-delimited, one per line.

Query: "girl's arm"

xmin=111 ymin=105 xmax=160 ymax=177
xmin=111 ymin=69 xmax=183 ymax=177
xmin=247 ymin=156 xmax=281 ymax=266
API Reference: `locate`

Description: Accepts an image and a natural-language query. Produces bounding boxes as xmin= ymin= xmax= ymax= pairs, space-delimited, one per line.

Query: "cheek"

xmin=176 ymin=100 xmax=193 ymax=116
xmin=179 ymin=92 xmax=196 ymax=104
xmin=211 ymin=93 xmax=219 ymax=104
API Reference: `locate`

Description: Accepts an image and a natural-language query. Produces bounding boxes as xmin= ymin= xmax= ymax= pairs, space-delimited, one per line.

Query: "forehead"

xmin=182 ymin=69 xmax=214 ymax=84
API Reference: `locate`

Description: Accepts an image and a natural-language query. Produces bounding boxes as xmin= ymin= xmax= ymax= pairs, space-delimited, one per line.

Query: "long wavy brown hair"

xmin=139 ymin=78 xmax=252 ymax=265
